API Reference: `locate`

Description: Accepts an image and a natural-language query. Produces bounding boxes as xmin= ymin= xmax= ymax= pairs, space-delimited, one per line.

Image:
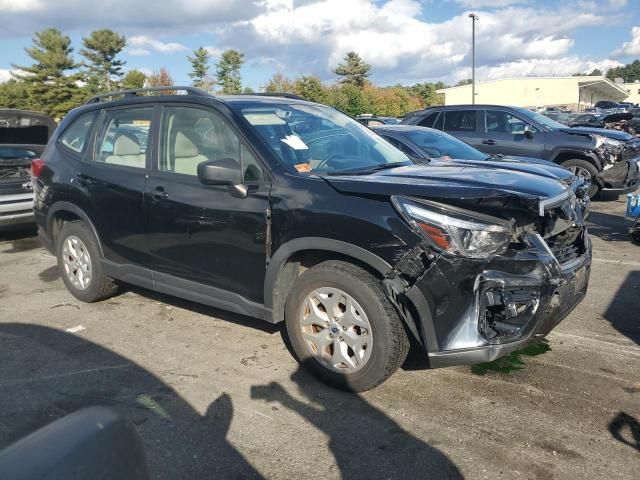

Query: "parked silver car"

xmin=0 ymin=110 xmax=56 ymax=230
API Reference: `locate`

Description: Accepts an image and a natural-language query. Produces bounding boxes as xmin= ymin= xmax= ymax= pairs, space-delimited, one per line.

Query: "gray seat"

xmin=173 ymin=131 xmax=207 ymax=175
xmin=104 ymin=133 xmax=146 ymax=168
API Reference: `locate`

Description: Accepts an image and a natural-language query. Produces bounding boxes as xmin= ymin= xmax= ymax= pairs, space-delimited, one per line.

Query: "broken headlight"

xmin=594 ymin=134 xmax=624 ymax=166
xmin=392 ymin=197 xmax=514 ymax=259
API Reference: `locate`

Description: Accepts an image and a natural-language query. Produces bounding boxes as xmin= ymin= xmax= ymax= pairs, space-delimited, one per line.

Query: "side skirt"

xmin=102 ymin=260 xmax=274 ymax=323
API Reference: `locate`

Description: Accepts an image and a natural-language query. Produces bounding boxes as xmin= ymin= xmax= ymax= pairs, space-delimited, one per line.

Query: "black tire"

xmin=560 ymin=158 xmax=599 ymax=198
xmin=56 ymin=221 xmax=118 ymax=303
xmin=284 ymin=260 xmax=409 ymax=392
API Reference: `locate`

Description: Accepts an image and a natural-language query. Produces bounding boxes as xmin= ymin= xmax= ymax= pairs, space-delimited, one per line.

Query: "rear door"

xmin=440 ymin=109 xmax=485 ymax=149
xmin=76 ymin=105 xmax=157 ymax=266
xmin=479 ymin=109 xmax=545 ymax=157
xmin=144 ymin=104 xmax=270 ymax=304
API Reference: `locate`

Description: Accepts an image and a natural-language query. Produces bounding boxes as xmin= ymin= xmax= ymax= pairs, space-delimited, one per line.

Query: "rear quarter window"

xmin=59 ymin=111 xmax=98 ymax=154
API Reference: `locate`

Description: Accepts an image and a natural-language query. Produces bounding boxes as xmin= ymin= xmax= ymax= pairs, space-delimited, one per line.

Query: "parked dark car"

xmin=355 ymin=114 xmax=401 ymax=126
xmin=0 ymin=109 xmax=56 ymax=230
xmin=34 ymin=87 xmax=591 ymax=391
xmin=402 ymin=104 xmax=640 ymax=197
xmin=567 ymin=111 xmax=636 ymax=136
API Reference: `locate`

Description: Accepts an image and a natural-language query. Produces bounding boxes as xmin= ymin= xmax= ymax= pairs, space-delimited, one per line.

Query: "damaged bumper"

xmin=386 ymin=227 xmax=591 ymax=369
xmin=596 ymin=157 xmax=640 ymax=193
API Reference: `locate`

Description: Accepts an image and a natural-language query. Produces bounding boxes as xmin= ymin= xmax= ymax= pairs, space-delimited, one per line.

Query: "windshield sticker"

xmin=281 ymin=134 xmax=309 ymax=150
xmin=243 ymin=113 xmax=286 ymax=126
xmin=294 ymin=163 xmax=312 ymax=173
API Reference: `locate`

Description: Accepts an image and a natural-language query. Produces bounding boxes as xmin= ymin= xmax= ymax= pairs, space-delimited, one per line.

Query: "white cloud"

xmin=0 ymin=68 xmax=13 ymax=83
xmin=0 ymin=0 xmax=43 ymax=12
xmin=128 ymin=35 xmax=188 ymax=55
xmin=614 ymin=25 xmax=640 ymax=57
xmin=227 ymin=0 xmax=612 ymax=84
xmin=455 ymin=0 xmax=527 ymax=8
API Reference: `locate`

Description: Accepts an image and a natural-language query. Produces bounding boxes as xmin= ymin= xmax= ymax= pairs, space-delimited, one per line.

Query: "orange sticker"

xmin=294 ymin=163 xmax=312 ymax=173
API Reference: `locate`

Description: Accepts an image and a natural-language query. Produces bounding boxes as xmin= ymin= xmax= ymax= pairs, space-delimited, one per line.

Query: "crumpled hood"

xmin=323 ymin=163 xmax=570 ymax=211
xmin=560 ymin=126 xmax=633 ymax=142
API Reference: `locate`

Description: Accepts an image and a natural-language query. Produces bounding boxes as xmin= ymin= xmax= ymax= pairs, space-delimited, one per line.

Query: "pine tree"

xmin=188 ymin=47 xmax=211 ymax=89
xmin=216 ymin=49 xmax=244 ymax=94
xmin=12 ymin=28 xmax=82 ymax=118
xmin=334 ymin=52 xmax=371 ymax=88
xmin=121 ymin=69 xmax=146 ymax=89
xmin=81 ymin=29 xmax=126 ymax=93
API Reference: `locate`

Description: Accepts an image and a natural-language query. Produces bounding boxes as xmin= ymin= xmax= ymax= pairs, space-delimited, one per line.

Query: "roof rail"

xmin=86 ymin=86 xmax=209 ymax=104
xmin=242 ymin=92 xmax=306 ymax=101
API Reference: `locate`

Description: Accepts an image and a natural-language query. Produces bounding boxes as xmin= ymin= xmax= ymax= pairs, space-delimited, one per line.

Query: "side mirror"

xmin=197 ymin=157 xmax=243 ymax=186
xmin=524 ymin=125 xmax=534 ymax=138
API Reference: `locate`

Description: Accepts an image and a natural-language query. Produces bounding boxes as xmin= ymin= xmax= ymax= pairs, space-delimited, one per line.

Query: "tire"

xmin=56 ymin=221 xmax=118 ymax=303
xmin=284 ymin=260 xmax=409 ymax=391
xmin=560 ymin=158 xmax=599 ymax=198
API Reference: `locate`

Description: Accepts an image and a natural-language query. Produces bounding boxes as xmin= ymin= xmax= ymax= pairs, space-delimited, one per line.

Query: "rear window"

xmin=443 ymin=110 xmax=476 ymax=132
xmin=0 ymin=112 xmax=54 ymax=145
xmin=59 ymin=111 xmax=97 ymax=154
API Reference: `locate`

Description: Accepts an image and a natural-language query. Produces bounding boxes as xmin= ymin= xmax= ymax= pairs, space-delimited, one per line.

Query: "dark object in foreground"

xmin=0 ymin=407 xmax=149 ymax=480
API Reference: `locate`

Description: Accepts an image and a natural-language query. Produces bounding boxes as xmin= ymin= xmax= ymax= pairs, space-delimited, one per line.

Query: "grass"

xmin=470 ymin=339 xmax=551 ymax=375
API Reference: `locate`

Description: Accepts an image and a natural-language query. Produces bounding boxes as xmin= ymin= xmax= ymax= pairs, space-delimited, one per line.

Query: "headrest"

xmin=174 ymin=131 xmax=199 ymax=158
xmin=113 ymin=133 xmax=141 ymax=156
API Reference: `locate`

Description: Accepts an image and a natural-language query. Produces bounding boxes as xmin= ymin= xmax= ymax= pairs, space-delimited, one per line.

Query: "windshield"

xmin=404 ymin=129 xmax=489 ymax=161
xmin=238 ymin=102 xmax=411 ymax=174
xmin=516 ymin=108 xmax=565 ymax=130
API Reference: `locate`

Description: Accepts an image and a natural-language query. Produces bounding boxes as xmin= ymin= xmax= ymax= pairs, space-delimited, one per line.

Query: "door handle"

xmin=76 ymin=173 xmax=97 ymax=186
xmin=151 ymin=186 xmax=169 ymax=200
xmin=482 ymin=139 xmax=496 ymax=145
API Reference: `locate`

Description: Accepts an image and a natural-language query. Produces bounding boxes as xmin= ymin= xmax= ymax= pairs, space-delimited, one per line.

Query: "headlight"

xmin=593 ymin=134 xmax=623 ymax=149
xmin=392 ymin=197 xmax=514 ymax=259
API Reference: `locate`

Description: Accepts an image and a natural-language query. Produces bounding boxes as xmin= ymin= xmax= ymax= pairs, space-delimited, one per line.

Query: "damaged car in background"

xmin=0 ymin=109 xmax=56 ymax=231
xmin=35 ymin=89 xmax=591 ymax=391
xmin=402 ymin=105 xmax=640 ymax=198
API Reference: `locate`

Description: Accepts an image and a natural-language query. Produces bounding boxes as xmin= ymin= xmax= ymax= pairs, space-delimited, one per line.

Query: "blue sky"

xmin=1 ymin=0 xmax=639 ymax=90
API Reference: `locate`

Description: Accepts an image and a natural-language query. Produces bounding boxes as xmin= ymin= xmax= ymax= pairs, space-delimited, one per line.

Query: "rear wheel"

xmin=285 ymin=261 xmax=409 ymax=391
xmin=56 ymin=221 xmax=118 ymax=303
xmin=561 ymin=158 xmax=599 ymax=198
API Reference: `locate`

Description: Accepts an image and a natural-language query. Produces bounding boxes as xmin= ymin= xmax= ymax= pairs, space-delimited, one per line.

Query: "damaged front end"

xmin=593 ymin=135 xmax=640 ymax=193
xmin=382 ymin=180 xmax=591 ymax=367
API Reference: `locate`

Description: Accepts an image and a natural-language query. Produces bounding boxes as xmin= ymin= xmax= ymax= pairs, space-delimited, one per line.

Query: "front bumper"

xmin=597 ymin=157 xmax=640 ymax=194
xmin=0 ymin=193 xmax=35 ymax=230
xmin=403 ymin=231 xmax=591 ymax=368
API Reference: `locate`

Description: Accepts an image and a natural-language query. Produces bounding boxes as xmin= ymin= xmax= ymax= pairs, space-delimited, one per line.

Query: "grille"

xmin=550 ymin=242 xmax=580 ymax=265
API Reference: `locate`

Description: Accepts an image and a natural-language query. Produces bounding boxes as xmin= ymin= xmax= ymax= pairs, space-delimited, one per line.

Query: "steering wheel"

xmin=313 ymin=154 xmax=361 ymax=172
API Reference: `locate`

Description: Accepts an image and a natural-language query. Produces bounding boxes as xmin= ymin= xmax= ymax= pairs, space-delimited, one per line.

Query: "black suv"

xmin=402 ymin=105 xmax=640 ymax=197
xmin=34 ymin=87 xmax=591 ymax=391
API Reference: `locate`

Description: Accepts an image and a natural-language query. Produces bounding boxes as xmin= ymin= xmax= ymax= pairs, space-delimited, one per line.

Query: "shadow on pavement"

xmin=0 ymin=323 xmax=262 ymax=479
xmin=251 ymin=360 xmax=462 ymax=479
xmin=0 ymin=228 xmax=40 ymax=253
xmin=608 ymin=412 xmax=640 ymax=452
xmin=603 ymin=270 xmax=640 ymax=345
xmin=586 ymin=210 xmax=632 ymax=243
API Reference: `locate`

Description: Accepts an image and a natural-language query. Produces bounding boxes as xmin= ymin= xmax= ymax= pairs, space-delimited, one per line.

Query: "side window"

xmin=95 ymin=107 xmax=152 ymax=168
xmin=485 ymin=110 xmax=528 ymax=134
xmin=418 ymin=111 xmax=440 ymax=128
xmin=443 ymin=110 xmax=476 ymax=132
xmin=59 ymin=111 xmax=97 ymax=154
xmin=161 ymin=106 xmax=266 ymax=182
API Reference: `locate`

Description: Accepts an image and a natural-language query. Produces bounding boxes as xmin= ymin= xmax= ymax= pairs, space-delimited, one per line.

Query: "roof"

xmin=436 ymin=76 xmax=629 ymax=98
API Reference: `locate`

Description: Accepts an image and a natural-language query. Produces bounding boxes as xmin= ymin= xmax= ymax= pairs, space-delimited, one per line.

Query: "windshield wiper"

xmin=325 ymin=162 xmax=411 ymax=176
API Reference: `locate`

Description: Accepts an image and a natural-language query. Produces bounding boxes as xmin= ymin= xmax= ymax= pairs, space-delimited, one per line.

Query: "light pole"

xmin=469 ymin=13 xmax=478 ymax=104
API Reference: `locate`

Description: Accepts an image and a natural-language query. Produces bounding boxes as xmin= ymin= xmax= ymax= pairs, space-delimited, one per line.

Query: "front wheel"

xmin=285 ymin=261 xmax=409 ymax=391
xmin=561 ymin=158 xmax=599 ymax=198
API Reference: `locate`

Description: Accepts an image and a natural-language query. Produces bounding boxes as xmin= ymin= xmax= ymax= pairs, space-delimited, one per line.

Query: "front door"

xmin=144 ymin=104 xmax=270 ymax=304
xmin=479 ymin=109 xmax=546 ymax=158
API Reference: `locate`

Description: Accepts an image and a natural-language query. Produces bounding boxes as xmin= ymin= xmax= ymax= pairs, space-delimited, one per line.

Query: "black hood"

xmin=323 ymin=163 xmax=570 ymax=214
xmin=560 ymin=126 xmax=633 ymax=142
xmin=434 ymin=156 xmax=574 ymax=183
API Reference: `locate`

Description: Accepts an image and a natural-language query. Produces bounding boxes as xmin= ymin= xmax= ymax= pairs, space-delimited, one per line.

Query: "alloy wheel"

xmin=61 ymin=235 xmax=93 ymax=290
xmin=299 ymin=287 xmax=373 ymax=372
